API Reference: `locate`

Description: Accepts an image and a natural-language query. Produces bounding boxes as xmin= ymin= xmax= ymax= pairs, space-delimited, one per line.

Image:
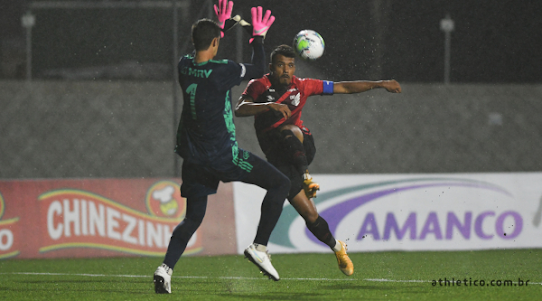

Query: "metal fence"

xmin=2 ymin=81 xmax=541 ymax=179
xmin=0 ymin=81 xmax=175 ymax=178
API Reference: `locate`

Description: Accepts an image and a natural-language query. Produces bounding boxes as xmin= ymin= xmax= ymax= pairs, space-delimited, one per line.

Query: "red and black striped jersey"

xmin=242 ymin=74 xmax=333 ymax=133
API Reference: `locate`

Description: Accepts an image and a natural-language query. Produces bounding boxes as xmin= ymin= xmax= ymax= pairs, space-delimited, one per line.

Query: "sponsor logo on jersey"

xmin=290 ymin=93 xmax=301 ymax=106
xmin=180 ymin=66 xmax=213 ymax=78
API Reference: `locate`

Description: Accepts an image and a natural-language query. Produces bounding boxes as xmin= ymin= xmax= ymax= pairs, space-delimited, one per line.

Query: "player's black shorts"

xmin=257 ymin=126 xmax=316 ymax=200
xmin=180 ymin=147 xmax=287 ymax=199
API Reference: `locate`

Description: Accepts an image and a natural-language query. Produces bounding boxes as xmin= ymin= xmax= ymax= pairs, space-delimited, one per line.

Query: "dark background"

xmin=1 ymin=1 xmax=542 ymax=179
xmin=1 ymin=0 xmax=541 ymax=83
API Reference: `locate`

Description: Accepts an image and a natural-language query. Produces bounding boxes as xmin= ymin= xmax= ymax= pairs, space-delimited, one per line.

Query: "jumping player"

xmin=153 ymin=2 xmax=289 ymax=294
xmin=235 ymin=44 xmax=402 ymax=276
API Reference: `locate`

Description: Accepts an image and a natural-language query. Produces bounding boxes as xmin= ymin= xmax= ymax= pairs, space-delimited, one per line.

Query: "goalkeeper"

xmin=235 ymin=44 xmax=401 ymax=276
xmin=154 ymin=1 xmax=288 ymax=294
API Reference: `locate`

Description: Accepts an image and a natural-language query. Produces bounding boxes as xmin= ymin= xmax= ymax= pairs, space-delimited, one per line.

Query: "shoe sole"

xmin=153 ymin=275 xmax=170 ymax=294
xmin=244 ymin=249 xmax=279 ymax=281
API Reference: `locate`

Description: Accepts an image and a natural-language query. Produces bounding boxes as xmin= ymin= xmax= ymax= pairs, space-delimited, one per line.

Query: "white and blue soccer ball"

xmin=293 ymin=30 xmax=325 ymax=61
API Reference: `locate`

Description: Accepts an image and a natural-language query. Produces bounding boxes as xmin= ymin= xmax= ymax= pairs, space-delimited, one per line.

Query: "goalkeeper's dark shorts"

xmin=257 ymin=126 xmax=316 ymax=200
xmin=180 ymin=148 xmax=288 ymax=199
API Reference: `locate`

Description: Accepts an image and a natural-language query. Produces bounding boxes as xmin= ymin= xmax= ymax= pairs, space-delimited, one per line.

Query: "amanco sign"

xmin=234 ymin=173 xmax=542 ymax=253
xmin=313 ymin=179 xmax=523 ymax=251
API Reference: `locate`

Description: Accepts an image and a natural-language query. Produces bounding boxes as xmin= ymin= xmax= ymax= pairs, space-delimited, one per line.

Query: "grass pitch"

xmin=0 ymin=249 xmax=540 ymax=300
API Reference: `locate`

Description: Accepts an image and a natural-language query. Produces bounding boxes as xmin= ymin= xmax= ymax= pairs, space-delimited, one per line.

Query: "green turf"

xmin=0 ymin=249 xmax=540 ymax=300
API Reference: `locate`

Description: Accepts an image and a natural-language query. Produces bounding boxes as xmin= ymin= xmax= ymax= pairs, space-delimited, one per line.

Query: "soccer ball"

xmin=293 ymin=30 xmax=325 ymax=61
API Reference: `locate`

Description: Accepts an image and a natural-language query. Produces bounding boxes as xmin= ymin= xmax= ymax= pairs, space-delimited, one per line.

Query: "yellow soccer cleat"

xmin=303 ymin=172 xmax=320 ymax=199
xmin=334 ymin=240 xmax=354 ymax=276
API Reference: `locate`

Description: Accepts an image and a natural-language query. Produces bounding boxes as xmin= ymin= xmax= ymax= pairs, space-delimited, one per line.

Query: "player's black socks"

xmin=281 ymin=130 xmax=308 ymax=174
xmin=248 ymin=157 xmax=291 ymax=246
xmin=306 ymin=215 xmax=336 ymax=248
xmin=163 ymin=195 xmax=207 ymax=269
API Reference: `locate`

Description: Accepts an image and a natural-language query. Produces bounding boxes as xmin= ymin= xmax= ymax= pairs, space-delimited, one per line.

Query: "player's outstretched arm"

xmin=241 ymin=6 xmax=276 ymax=80
xmin=333 ymin=80 xmax=401 ymax=94
xmin=235 ymin=95 xmax=291 ymax=119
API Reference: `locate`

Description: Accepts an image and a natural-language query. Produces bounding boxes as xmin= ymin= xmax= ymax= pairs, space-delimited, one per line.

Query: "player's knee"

xmin=280 ymin=126 xmax=303 ymax=142
xmin=276 ymin=172 xmax=291 ymax=196
xmin=280 ymin=129 xmax=295 ymax=140
xmin=280 ymin=174 xmax=291 ymax=191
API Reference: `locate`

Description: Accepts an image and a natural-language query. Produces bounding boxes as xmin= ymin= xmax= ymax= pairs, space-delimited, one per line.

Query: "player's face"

xmin=270 ymin=55 xmax=296 ymax=86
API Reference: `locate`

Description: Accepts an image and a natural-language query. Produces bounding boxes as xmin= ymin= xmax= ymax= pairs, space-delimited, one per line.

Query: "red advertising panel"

xmin=0 ymin=179 xmax=236 ymax=259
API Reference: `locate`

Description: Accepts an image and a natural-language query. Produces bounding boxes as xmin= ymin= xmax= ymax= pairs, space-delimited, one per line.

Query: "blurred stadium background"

xmin=1 ymin=0 xmax=541 ymax=179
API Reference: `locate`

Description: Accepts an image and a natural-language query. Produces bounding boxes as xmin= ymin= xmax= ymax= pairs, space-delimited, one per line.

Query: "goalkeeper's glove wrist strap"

xmin=250 ymin=36 xmax=264 ymax=45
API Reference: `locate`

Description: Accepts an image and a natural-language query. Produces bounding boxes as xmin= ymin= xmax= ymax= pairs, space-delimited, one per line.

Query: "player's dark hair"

xmin=270 ymin=45 xmax=296 ymax=64
xmin=191 ymin=18 xmax=221 ymax=51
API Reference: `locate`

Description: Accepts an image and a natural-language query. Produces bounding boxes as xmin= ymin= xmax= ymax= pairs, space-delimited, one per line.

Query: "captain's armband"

xmin=323 ymin=80 xmax=334 ymax=95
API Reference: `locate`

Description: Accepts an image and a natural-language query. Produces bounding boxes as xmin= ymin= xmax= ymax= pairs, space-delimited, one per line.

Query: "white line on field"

xmin=1 ymin=273 xmax=540 ymax=285
xmin=0 ymin=272 xmax=354 ymax=281
xmin=4 ymin=272 xmax=148 ymax=278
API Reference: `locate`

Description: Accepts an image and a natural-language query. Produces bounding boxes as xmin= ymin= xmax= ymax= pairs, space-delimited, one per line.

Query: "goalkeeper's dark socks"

xmin=162 ymin=195 xmax=207 ymax=269
xmin=306 ymin=216 xmax=336 ymax=249
xmin=281 ymin=130 xmax=308 ymax=174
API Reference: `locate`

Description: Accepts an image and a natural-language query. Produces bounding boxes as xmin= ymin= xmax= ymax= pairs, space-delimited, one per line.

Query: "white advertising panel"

xmin=233 ymin=173 xmax=542 ymax=254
